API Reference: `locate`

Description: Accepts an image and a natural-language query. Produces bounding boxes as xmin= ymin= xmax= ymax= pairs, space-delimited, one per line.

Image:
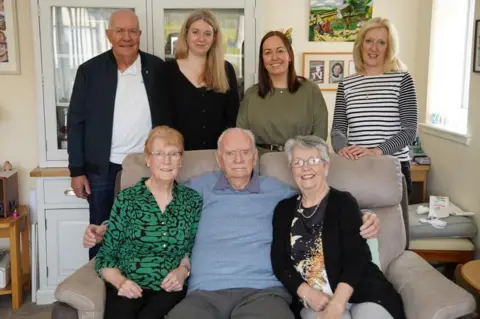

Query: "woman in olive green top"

xmin=237 ymin=31 xmax=328 ymax=154
xmin=95 ymin=126 xmax=202 ymax=319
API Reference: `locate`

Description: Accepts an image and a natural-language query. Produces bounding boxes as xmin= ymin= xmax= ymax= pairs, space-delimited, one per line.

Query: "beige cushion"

xmin=409 ymin=238 xmax=475 ymax=251
xmin=121 ymin=150 xmax=219 ymax=189
xmin=259 ymin=152 xmax=403 ymax=208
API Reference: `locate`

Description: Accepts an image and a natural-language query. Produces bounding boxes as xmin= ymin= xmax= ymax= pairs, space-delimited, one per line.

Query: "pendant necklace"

xmin=296 ymin=195 xmax=321 ymax=219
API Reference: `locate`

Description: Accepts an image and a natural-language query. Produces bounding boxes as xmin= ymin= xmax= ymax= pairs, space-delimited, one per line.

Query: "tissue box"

xmin=0 ymin=251 xmax=11 ymax=289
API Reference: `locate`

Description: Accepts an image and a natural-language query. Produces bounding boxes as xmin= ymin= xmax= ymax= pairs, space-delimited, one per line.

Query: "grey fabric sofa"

xmin=50 ymin=150 xmax=476 ymax=319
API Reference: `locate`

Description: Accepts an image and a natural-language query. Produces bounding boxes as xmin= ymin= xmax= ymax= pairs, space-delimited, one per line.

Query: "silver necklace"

xmin=296 ymin=195 xmax=322 ymax=219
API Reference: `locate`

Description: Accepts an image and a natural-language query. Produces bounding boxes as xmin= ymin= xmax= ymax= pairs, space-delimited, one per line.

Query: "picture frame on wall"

xmin=302 ymin=52 xmax=353 ymax=91
xmin=473 ymin=19 xmax=480 ymax=73
xmin=0 ymin=0 xmax=20 ymax=75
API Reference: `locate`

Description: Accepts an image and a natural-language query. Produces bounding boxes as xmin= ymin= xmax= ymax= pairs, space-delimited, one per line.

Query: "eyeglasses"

xmin=290 ymin=157 xmax=324 ymax=168
xmin=111 ymin=28 xmax=141 ymax=37
xmin=149 ymin=151 xmax=182 ymax=163
xmin=222 ymin=149 xmax=254 ymax=160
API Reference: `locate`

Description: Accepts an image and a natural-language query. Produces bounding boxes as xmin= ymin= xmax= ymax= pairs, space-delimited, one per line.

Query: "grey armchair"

xmin=51 ymin=151 xmax=476 ymax=319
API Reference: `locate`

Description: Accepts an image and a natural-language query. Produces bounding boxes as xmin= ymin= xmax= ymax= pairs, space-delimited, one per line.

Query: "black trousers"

xmin=400 ymin=161 xmax=412 ymax=198
xmin=104 ymin=283 xmax=186 ymax=319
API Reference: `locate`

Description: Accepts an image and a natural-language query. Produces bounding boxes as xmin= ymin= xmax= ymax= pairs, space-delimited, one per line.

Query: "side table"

xmin=461 ymin=260 xmax=480 ymax=293
xmin=0 ymin=205 xmax=31 ymax=309
xmin=410 ymin=163 xmax=430 ymax=202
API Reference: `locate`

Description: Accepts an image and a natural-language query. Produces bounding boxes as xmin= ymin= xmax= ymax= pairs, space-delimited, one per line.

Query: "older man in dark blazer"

xmin=67 ymin=9 xmax=169 ymax=259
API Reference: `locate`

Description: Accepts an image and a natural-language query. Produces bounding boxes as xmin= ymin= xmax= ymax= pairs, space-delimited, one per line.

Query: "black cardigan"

xmin=67 ymin=50 xmax=167 ymax=177
xmin=159 ymin=59 xmax=239 ymax=150
xmin=271 ymin=188 xmax=405 ymax=319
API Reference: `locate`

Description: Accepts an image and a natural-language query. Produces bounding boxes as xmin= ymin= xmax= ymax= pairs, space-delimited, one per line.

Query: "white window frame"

xmin=421 ymin=0 xmax=475 ymax=145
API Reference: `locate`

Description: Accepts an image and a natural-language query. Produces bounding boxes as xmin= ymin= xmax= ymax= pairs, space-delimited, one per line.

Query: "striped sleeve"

xmin=377 ymin=73 xmax=418 ymax=155
xmin=331 ymin=81 xmax=349 ymax=152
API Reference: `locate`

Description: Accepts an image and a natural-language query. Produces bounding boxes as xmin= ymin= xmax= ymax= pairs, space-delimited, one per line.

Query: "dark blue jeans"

xmin=87 ymin=162 xmax=122 ymax=259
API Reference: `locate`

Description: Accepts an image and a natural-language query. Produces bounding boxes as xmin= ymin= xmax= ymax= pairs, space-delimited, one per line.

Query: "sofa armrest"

xmin=54 ymin=260 xmax=106 ymax=319
xmin=386 ymin=251 xmax=476 ymax=319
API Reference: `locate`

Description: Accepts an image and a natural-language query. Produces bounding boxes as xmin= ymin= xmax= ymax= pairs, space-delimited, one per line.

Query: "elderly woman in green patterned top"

xmin=236 ymin=31 xmax=328 ymax=154
xmin=94 ymin=126 xmax=203 ymax=319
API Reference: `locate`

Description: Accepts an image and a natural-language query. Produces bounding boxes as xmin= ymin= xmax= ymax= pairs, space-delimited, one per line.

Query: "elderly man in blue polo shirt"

xmin=83 ymin=128 xmax=380 ymax=318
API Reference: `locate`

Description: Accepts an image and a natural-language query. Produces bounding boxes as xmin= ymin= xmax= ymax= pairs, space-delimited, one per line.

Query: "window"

xmin=425 ymin=0 xmax=475 ymax=139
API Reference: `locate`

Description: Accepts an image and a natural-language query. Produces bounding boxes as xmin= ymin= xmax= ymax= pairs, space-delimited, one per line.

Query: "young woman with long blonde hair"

xmin=160 ymin=10 xmax=239 ymax=150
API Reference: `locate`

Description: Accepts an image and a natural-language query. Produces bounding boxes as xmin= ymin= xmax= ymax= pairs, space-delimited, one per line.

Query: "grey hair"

xmin=217 ymin=128 xmax=256 ymax=151
xmin=284 ymin=136 xmax=330 ymax=163
xmin=108 ymin=9 xmax=137 ymax=29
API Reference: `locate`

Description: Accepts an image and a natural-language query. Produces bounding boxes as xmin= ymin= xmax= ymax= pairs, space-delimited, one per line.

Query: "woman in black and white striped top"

xmin=331 ymin=17 xmax=418 ymax=196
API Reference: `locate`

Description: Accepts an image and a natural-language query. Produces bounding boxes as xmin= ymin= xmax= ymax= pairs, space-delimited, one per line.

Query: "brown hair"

xmin=257 ymin=31 xmax=301 ymax=98
xmin=175 ymin=10 xmax=229 ymax=93
xmin=144 ymin=126 xmax=184 ymax=154
xmin=353 ymin=17 xmax=406 ymax=74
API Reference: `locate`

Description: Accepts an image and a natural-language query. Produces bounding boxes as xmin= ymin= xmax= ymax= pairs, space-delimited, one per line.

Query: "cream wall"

xmin=259 ymin=0 xmax=425 ymax=130
xmin=0 ymin=2 xmax=36 ymax=205
xmin=0 ymin=0 xmax=475 ymax=215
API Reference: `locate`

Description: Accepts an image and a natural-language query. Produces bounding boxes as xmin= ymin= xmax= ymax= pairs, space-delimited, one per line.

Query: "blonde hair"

xmin=353 ymin=17 xmax=406 ymax=74
xmin=175 ymin=10 xmax=229 ymax=93
xmin=144 ymin=126 xmax=184 ymax=154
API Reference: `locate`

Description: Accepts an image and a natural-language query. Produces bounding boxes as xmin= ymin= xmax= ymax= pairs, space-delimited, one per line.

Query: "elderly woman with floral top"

xmin=271 ymin=135 xmax=405 ymax=319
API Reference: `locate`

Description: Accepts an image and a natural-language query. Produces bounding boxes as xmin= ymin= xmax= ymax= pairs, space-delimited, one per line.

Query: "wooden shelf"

xmin=30 ymin=166 xmax=70 ymax=177
xmin=0 ymin=273 xmax=30 ymax=296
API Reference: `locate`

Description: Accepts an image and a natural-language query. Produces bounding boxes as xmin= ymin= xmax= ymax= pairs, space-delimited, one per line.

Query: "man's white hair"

xmin=108 ymin=9 xmax=138 ymax=29
xmin=217 ymin=128 xmax=256 ymax=151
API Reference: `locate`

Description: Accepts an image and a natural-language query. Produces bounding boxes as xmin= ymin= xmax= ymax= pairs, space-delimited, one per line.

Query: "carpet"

xmin=0 ymin=294 xmax=52 ymax=319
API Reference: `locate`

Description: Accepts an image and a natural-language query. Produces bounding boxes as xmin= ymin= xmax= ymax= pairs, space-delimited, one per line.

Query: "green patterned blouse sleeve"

xmin=185 ymin=195 xmax=203 ymax=258
xmin=94 ymin=191 xmax=127 ymax=276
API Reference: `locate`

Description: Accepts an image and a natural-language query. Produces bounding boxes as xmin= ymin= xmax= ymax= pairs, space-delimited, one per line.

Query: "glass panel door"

xmin=152 ymin=0 xmax=256 ymax=98
xmin=163 ymin=9 xmax=245 ymax=95
xmin=39 ymin=0 xmax=147 ymax=162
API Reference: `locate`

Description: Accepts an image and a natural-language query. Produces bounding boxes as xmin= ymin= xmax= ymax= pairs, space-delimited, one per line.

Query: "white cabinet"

xmin=34 ymin=175 xmax=89 ymax=304
xmin=31 ymin=0 xmax=258 ymax=167
xmin=45 ymin=209 xmax=89 ymax=286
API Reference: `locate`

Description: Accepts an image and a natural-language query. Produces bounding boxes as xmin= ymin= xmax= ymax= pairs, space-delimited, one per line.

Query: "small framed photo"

xmin=302 ymin=52 xmax=352 ymax=91
xmin=473 ymin=19 xmax=480 ymax=73
xmin=308 ymin=60 xmax=325 ymax=83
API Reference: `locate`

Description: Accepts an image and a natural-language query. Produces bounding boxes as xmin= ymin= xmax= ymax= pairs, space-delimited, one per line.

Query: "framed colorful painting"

xmin=302 ymin=52 xmax=352 ymax=91
xmin=309 ymin=0 xmax=373 ymax=42
xmin=0 ymin=0 xmax=20 ymax=74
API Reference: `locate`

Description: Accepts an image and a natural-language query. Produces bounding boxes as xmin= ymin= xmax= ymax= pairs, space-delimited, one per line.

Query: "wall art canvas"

xmin=309 ymin=0 xmax=373 ymax=42
xmin=0 ymin=0 xmax=20 ymax=74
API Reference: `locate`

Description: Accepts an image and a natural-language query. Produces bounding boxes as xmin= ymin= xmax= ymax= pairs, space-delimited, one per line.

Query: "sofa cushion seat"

xmin=408 ymin=203 xmax=477 ymax=239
